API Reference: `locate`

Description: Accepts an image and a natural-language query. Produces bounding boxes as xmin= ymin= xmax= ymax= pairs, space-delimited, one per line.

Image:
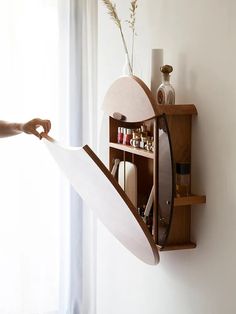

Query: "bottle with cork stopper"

xmin=156 ymin=65 xmax=175 ymax=105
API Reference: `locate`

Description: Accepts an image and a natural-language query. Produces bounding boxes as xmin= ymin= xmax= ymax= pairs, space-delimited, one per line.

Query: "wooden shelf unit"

xmin=100 ymin=76 xmax=207 ymax=263
xmin=109 ymin=104 xmax=206 ymax=252
xmin=162 ymin=105 xmax=206 ymax=250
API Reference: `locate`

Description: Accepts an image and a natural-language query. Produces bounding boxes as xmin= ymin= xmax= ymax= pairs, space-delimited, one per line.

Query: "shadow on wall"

xmin=176 ymin=53 xmax=198 ymax=103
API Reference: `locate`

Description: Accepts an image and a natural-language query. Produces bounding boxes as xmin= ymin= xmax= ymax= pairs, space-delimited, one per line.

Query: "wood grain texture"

xmin=103 ymin=76 xmax=157 ymax=122
xmin=109 ymin=142 xmax=154 ymax=159
xmin=157 ymin=105 xmax=198 ymax=116
xmin=167 ymin=115 xmax=192 ymax=163
xmin=160 ymin=242 xmax=196 ymax=251
xmin=165 ymin=206 xmax=191 ymax=245
xmin=174 ymin=195 xmax=206 ymax=207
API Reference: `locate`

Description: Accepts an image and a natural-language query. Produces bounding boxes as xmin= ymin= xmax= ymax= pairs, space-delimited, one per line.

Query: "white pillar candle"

xmin=150 ymin=49 xmax=164 ymax=98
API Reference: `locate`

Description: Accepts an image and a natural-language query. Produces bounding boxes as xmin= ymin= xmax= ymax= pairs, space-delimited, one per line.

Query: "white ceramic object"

xmin=118 ymin=161 xmax=137 ymax=208
xmin=102 ymin=76 xmax=157 ymax=122
xmin=43 ymin=137 xmax=159 ymax=265
xmin=150 ymin=49 xmax=163 ymax=97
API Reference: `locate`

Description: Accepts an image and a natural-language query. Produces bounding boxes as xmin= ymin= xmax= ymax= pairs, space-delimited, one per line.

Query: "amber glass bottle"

xmin=176 ymin=162 xmax=191 ymax=197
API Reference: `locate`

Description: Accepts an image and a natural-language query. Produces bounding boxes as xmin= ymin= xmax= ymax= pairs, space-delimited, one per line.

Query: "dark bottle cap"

xmin=176 ymin=162 xmax=191 ymax=174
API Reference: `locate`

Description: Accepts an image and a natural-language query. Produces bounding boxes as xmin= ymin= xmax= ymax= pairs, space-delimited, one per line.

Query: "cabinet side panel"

xmin=166 ymin=206 xmax=191 ymax=244
xmin=167 ymin=115 xmax=192 ymax=163
xmin=165 ymin=115 xmax=192 ymax=245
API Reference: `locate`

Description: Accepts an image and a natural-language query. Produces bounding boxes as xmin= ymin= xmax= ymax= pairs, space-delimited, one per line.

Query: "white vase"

xmin=122 ymin=53 xmax=133 ymax=76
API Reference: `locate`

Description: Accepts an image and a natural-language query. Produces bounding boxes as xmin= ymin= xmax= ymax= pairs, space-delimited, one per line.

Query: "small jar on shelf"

xmin=117 ymin=127 xmax=124 ymax=144
xmin=123 ymin=128 xmax=132 ymax=145
xmin=176 ymin=162 xmax=191 ymax=197
xmin=130 ymin=131 xmax=141 ymax=148
xmin=140 ymin=135 xmax=148 ymax=149
xmin=145 ymin=137 xmax=154 ymax=152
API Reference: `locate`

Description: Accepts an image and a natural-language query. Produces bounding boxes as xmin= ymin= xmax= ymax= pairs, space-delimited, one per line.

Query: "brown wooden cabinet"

xmin=45 ymin=75 xmax=206 ymax=264
xmin=104 ymin=76 xmax=206 ymax=252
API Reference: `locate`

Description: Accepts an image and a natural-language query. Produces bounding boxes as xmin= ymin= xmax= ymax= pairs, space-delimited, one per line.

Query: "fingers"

xmin=42 ymin=119 xmax=51 ymax=134
xmin=30 ymin=128 xmax=42 ymax=139
xmin=41 ymin=132 xmax=55 ymax=142
xmin=23 ymin=118 xmax=52 ymax=140
xmin=39 ymin=120 xmax=51 ymax=140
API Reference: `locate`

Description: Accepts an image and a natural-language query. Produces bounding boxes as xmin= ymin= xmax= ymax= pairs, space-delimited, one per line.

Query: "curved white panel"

xmin=102 ymin=76 xmax=157 ymax=122
xmin=43 ymin=137 xmax=159 ymax=265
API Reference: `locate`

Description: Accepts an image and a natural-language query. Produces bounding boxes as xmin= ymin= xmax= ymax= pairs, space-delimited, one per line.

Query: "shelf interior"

xmin=109 ymin=142 xmax=154 ymax=159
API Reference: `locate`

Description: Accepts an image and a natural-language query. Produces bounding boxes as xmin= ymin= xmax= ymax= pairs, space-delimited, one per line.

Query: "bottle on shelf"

xmin=130 ymin=131 xmax=141 ymax=148
xmin=123 ymin=128 xmax=132 ymax=145
xmin=156 ymin=65 xmax=175 ymax=105
xmin=117 ymin=127 xmax=124 ymax=144
xmin=176 ymin=162 xmax=191 ymax=197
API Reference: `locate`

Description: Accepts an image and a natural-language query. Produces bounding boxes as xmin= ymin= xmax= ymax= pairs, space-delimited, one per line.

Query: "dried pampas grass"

xmin=101 ymin=0 xmax=138 ymax=75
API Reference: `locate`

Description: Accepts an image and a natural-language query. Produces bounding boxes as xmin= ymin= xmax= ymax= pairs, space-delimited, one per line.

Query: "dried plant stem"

xmin=102 ymin=0 xmax=133 ymax=74
xmin=131 ymin=28 xmax=135 ymax=70
xmin=127 ymin=0 xmax=138 ymax=72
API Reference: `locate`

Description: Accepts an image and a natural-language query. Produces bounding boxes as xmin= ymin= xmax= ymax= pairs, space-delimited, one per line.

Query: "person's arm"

xmin=0 ymin=118 xmax=51 ymax=139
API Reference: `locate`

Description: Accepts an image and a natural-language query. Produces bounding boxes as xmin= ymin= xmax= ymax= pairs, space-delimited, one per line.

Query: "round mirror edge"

xmin=158 ymin=113 xmax=175 ymax=247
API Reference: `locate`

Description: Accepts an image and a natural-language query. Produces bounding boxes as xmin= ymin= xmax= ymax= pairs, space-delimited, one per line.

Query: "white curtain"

xmin=59 ymin=1 xmax=97 ymax=313
xmin=0 ymin=1 xmax=97 ymax=313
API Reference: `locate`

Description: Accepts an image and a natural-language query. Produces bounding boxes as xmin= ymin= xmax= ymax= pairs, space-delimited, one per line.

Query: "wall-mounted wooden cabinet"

xmin=104 ymin=76 xmax=206 ymax=254
xmin=45 ymin=75 xmax=206 ymax=265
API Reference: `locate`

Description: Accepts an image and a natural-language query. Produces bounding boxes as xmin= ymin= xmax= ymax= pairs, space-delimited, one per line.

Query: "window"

xmin=0 ymin=1 xmax=61 ymax=313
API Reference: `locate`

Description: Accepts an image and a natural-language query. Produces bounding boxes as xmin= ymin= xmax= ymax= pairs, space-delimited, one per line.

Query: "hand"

xmin=22 ymin=118 xmax=51 ymax=139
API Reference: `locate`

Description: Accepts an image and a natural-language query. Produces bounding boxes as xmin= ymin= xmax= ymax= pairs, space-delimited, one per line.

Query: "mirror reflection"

xmin=158 ymin=114 xmax=174 ymax=245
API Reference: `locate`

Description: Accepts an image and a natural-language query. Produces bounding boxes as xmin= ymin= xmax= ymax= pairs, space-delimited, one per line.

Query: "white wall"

xmin=97 ymin=1 xmax=236 ymax=313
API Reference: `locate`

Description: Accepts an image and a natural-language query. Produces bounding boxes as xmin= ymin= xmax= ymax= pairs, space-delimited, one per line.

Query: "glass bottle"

xmin=176 ymin=162 xmax=191 ymax=197
xmin=156 ymin=65 xmax=175 ymax=105
xmin=117 ymin=127 xmax=124 ymax=144
xmin=123 ymin=128 xmax=132 ymax=145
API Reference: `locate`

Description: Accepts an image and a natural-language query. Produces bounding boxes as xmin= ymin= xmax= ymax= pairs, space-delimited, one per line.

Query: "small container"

xmin=123 ymin=128 xmax=132 ymax=145
xmin=141 ymin=124 xmax=148 ymax=137
xmin=145 ymin=137 xmax=154 ymax=152
xmin=117 ymin=127 xmax=123 ymax=144
xmin=138 ymin=205 xmax=146 ymax=217
xmin=122 ymin=128 xmax=127 ymax=145
xmin=140 ymin=136 xmax=148 ymax=149
xmin=130 ymin=138 xmax=141 ymax=148
xmin=130 ymin=131 xmax=141 ymax=148
xmin=176 ymin=162 xmax=191 ymax=197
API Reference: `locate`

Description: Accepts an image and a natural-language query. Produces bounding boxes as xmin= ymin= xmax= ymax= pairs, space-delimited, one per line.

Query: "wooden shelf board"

xmin=157 ymin=104 xmax=197 ymax=116
xmin=109 ymin=142 xmax=154 ymax=159
xmin=174 ymin=194 xmax=206 ymax=207
xmin=160 ymin=242 xmax=196 ymax=251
